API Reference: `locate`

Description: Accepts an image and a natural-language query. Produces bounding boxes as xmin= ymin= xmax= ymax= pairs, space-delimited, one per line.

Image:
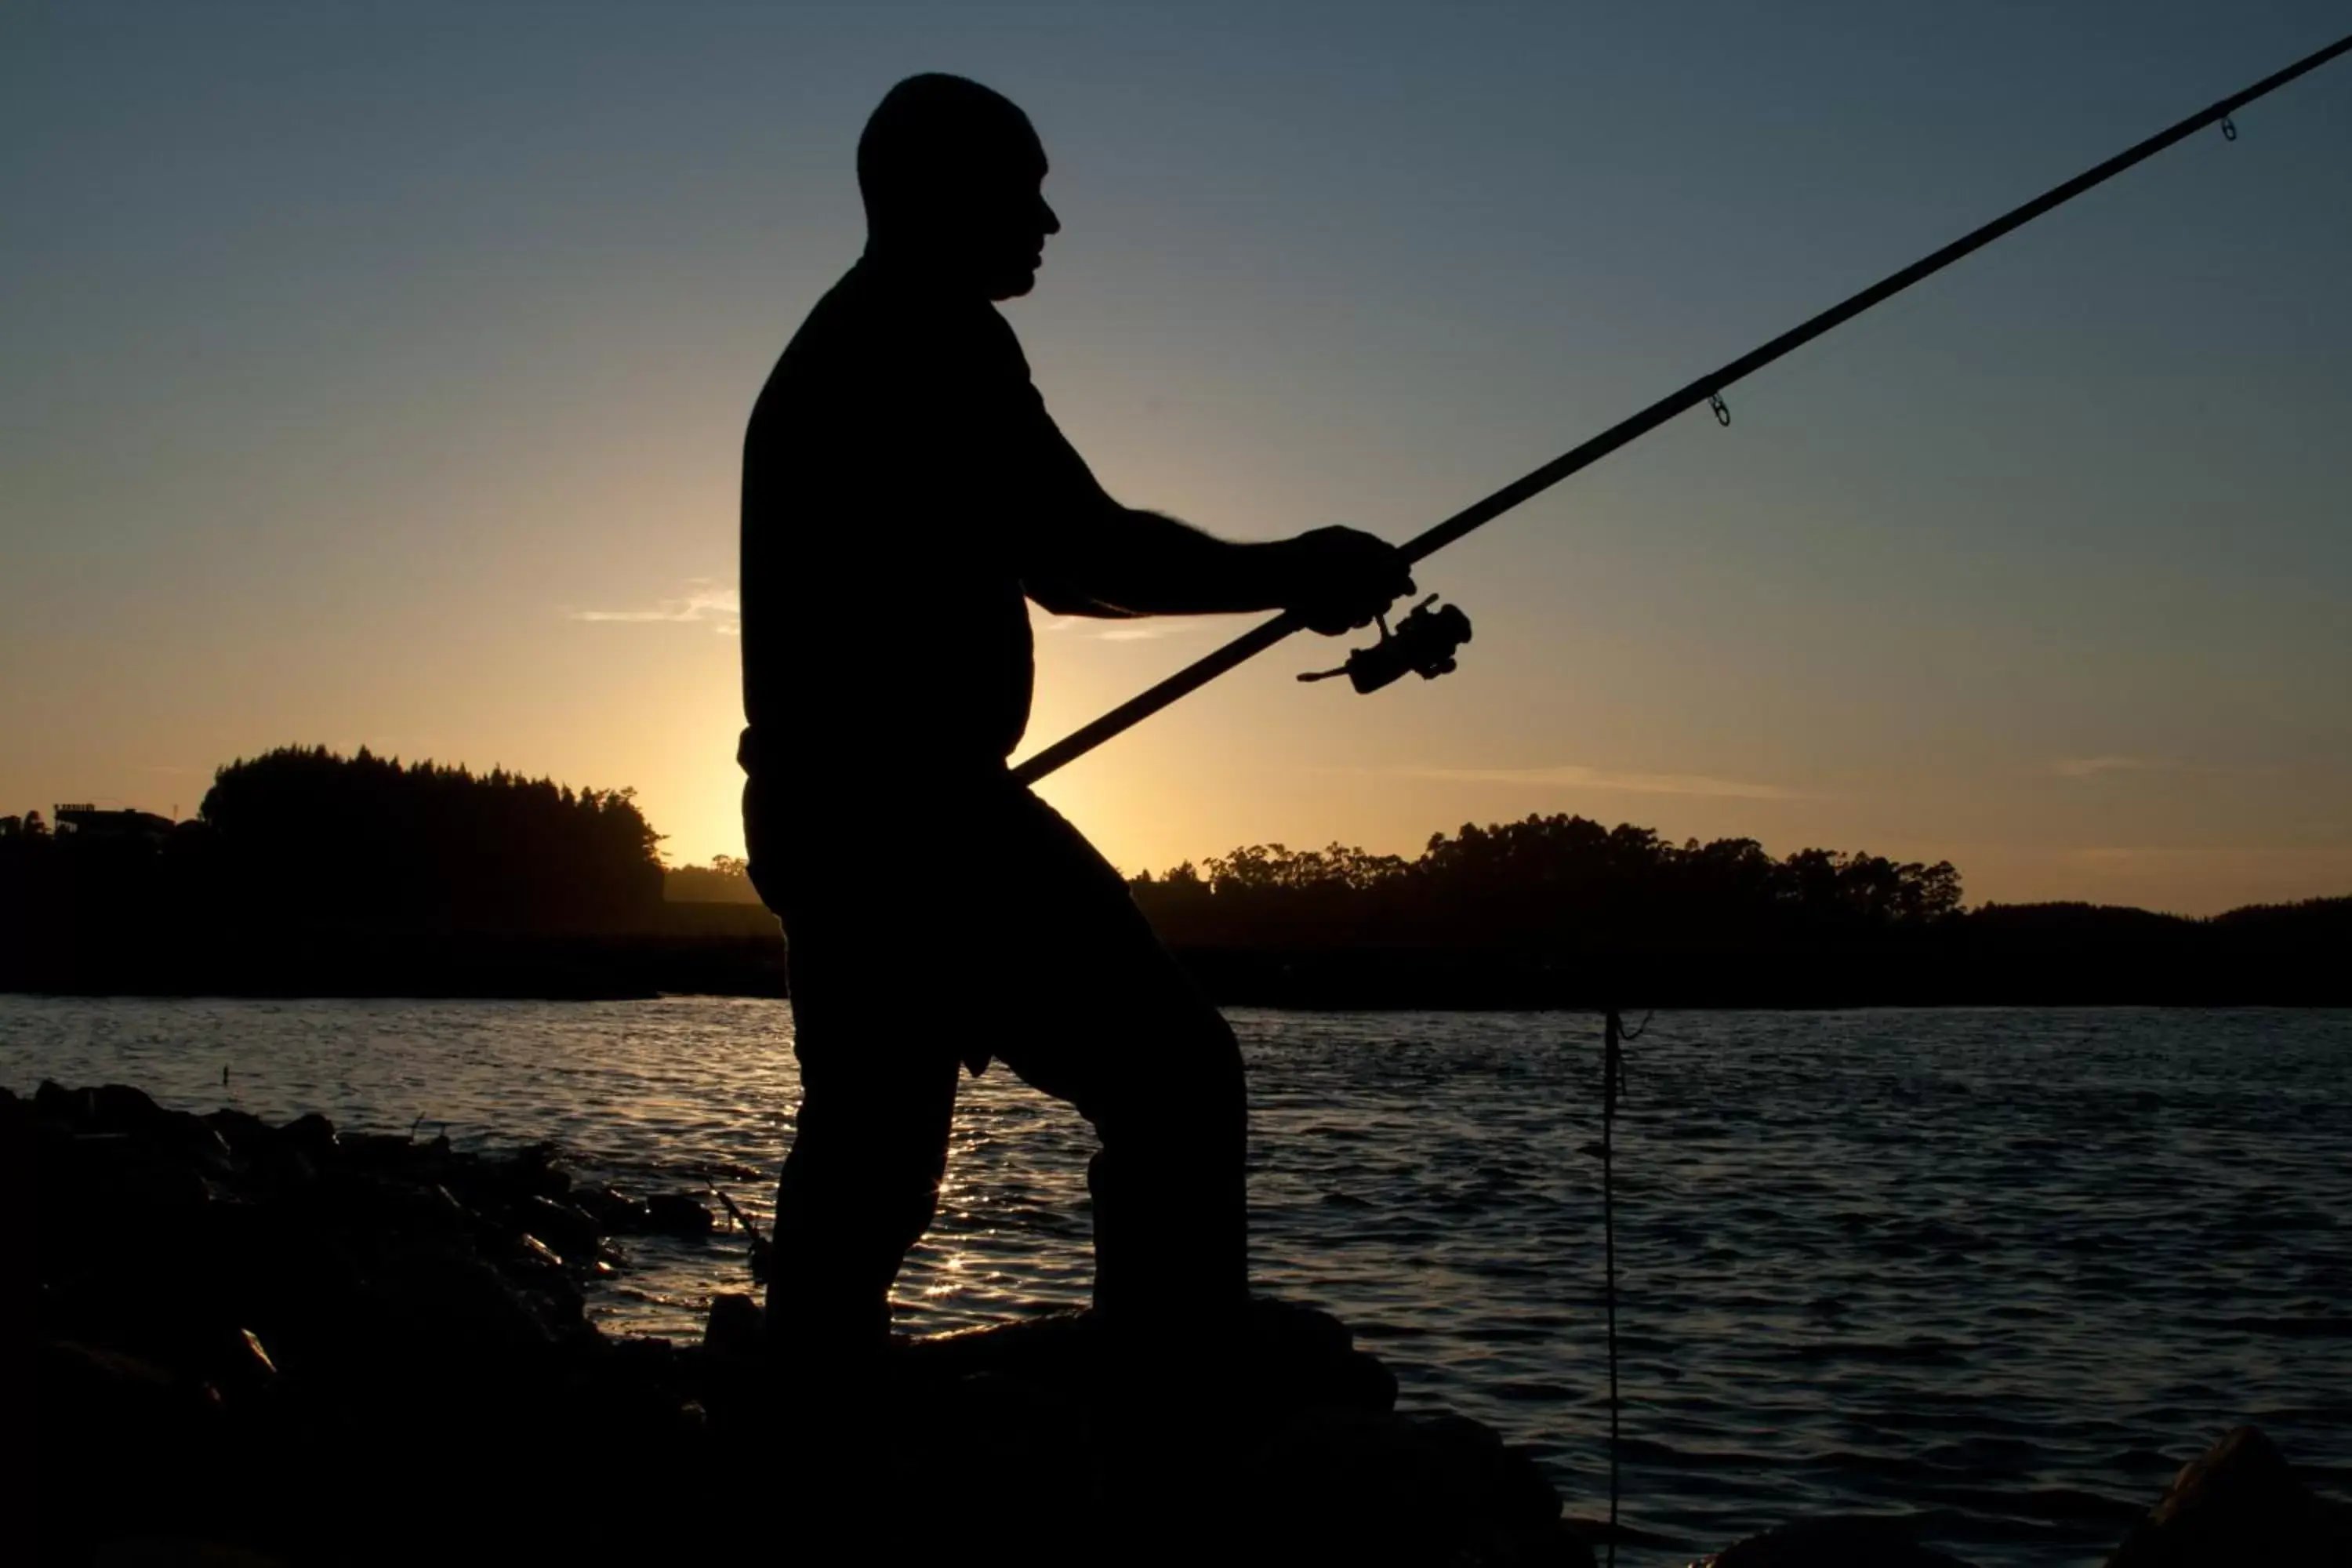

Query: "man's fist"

xmin=1274 ymin=527 xmax=1415 ymax=637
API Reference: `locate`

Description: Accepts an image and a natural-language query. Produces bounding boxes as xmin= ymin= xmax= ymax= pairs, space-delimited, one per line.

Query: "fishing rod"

xmin=1013 ymin=31 xmax=2352 ymax=788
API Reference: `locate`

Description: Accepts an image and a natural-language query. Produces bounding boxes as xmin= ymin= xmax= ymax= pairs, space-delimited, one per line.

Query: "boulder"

xmin=1247 ymin=1407 xmax=1581 ymax=1566
xmin=29 ymin=1078 xmax=1584 ymax=1567
xmin=278 ymin=1112 xmax=339 ymax=1160
xmin=642 ymin=1192 xmax=714 ymax=1236
xmin=703 ymin=1292 xmax=766 ymax=1359
xmin=88 ymin=1083 xmax=174 ymax=1136
xmin=898 ymin=1298 xmax=1397 ymax=1414
xmin=571 ymin=1182 xmax=651 ymax=1232
xmin=1700 ymin=1516 xmax=1975 ymax=1566
xmin=2104 ymin=1425 xmax=2352 ymax=1566
xmin=506 ymin=1142 xmax=572 ymax=1200
xmin=202 ymin=1107 xmax=276 ymax=1161
xmin=516 ymin=1193 xmax=602 ymax=1261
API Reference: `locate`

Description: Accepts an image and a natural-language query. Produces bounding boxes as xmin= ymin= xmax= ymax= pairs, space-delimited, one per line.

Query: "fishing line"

xmin=1012 ymin=31 xmax=2352 ymax=788
xmin=1598 ymin=1006 xmax=1648 ymax=1563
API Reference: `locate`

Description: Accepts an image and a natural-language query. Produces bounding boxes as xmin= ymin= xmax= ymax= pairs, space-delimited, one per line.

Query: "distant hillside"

xmin=666 ymin=855 xmax=762 ymax=904
xmin=1130 ymin=816 xmax=1963 ymax=950
xmin=1123 ymin=821 xmax=2348 ymax=1006
xmin=3 ymin=783 xmax=2343 ymax=1002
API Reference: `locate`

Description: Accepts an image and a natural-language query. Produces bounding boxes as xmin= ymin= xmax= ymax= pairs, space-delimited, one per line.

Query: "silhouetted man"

xmin=739 ymin=74 xmax=1409 ymax=1363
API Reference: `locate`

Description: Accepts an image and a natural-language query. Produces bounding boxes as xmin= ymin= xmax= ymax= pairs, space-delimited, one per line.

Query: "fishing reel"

xmin=1298 ymin=594 xmax=1472 ymax=695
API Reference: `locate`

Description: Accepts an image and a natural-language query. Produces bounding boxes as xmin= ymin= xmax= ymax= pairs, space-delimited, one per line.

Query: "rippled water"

xmin=6 ymin=996 xmax=2347 ymax=1565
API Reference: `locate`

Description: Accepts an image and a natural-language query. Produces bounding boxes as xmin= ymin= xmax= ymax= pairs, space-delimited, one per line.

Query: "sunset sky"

xmin=5 ymin=2 xmax=2347 ymax=914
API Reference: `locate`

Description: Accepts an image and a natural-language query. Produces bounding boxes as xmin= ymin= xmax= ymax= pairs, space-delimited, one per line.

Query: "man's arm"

xmin=1030 ymin=506 xmax=1410 ymax=634
xmin=1013 ymin=394 xmax=1411 ymax=634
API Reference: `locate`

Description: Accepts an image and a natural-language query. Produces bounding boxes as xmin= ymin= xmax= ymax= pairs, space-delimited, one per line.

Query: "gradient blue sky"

xmin=5 ymin=2 xmax=2347 ymax=912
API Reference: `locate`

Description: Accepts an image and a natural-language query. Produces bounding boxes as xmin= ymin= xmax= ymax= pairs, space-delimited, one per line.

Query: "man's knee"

xmin=1186 ymin=1009 xmax=1246 ymax=1118
xmin=1101 ymin=1004 xmax=1244 ymax=1147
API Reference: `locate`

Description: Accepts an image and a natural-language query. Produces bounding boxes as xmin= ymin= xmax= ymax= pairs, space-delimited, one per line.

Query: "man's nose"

xmin=1039 ymin=198 xmax=1061 ymax=237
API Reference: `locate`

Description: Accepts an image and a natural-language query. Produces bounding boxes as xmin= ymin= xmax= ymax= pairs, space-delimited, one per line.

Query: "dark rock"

xmin=64 ymin=1130 xmax=215 ymax=1214
xmin=703 ymin=1292 xmax=765 ymax=1359
xmin=315 ymin=1168 xmax=470 ymax=1239
xmin=898 ymin=1298 xmax=1397 ymax=1415
xmin=39 ymin=1341 xmax=244 ymax=1559
xmin=1250 ymin=1294 xmax=1355 ymax=1359
xmin=339 ymin=1131 xmax=419 ymax=1169
xmin=1248 ymin=1407 xmax=1578 ymax=1566
xmin=504 ymin=1234 xmax=586 ymax=1323
xmin=278 ymin=1112 xmax=339 ymax=1160
xmin=2103 ymin=1425 xmax=2352 ymax=1566
xmin=207 ymin=1327 xmax=281 ymax=1405
xmin=937 ymin=1369 xmax=1094 ymax=1489
xmin=571 ymin=1182 xmax=649 ymax=1232
xmin=508 ymin=1142 xmax=572 ymax=1199
xmin=643 ymin=1192 xmax=713 ymax=1236
xmin=202 ymin=1107 xmax=275 ymax=1160
xmin=234 ymin=1327 xmax=278 ymax=1379
xmin=190 ymin=1198 xmax=368 ymax=1350
xmin=515 ymin=1232 xmax=564 ymax=1272
xmin=158 ymin=1109 xmax=238 ymax=1174
xmin=516 ymin=1193 xmax=601 ymax=1261
xmin=1243 ymin=1297 xmax=1399 ymax=1414
xmin=90 ymin=1083 xmax=175 ymax=1135
xmin=28 ymin=1079 xmax=1593 ymax=1566
xmin=1700 ymin=1516 xmax=1975 ymax=1566
xmin=371 ymin=1243 xmax=564 ymax=1349
xmin=901 ymin=1305 xmax=1097 ymax=1389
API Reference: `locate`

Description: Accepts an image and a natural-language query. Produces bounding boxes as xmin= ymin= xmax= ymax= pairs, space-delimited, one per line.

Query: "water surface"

xmin=6 ymin=996 xmax=2347 ymax=1565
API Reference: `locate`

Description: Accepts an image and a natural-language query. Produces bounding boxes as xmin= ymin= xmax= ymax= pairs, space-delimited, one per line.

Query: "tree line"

xmin=7 ymin=761 xmax=2343 ymax=1001
xmin=2 ymin=746 xmax=665 ymax=938
xmin=201 ymin=746 xmax=666 ymax=927
xmin=1129 ymin=815 xmax=1962 ymax=951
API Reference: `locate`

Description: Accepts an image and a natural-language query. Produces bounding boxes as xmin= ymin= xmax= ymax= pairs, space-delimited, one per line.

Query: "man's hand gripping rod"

xmin=1011 ymin=31 xmax=2352 ymax=789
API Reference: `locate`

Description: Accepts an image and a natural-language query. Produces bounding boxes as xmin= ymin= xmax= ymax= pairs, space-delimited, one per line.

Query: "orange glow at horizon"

xmin=4 ymin=6 xmax=2347 ymax=919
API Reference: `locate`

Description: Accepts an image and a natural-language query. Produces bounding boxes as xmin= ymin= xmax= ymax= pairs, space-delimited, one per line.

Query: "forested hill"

xmin=197 ymin=746 xmax=665 ymax=928
xmin=1130 ymin=817 xmax=1962 ymax=949
xmin=1123 ymin=818 xmax=2348 ymax=1004
xmin=2 ymin=771 xmax=2343 ymax=1001
xmin=0 ymin=747 xmax=682 ymax=993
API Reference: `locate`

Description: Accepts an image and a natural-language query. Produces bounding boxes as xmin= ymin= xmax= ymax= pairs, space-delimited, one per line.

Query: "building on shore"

xmin=52 ymin=804 xmax=176 ymax=845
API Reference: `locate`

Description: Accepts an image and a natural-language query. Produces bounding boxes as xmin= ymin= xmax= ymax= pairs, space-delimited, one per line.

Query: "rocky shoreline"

xmin=21 ymin=1082 xmax=2349 ymax=1565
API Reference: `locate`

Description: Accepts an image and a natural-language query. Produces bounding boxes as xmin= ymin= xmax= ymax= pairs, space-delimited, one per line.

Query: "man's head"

xmin=858 ymin=74 xmax=1058 ymax=300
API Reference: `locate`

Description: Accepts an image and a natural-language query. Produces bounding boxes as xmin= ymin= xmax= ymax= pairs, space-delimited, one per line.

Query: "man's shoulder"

xmin=778 ymin=267 xmax=880 ymax=372
xmin=808 ymin=264 xmax=1027 ymax=371
xmin=748 ymin=263 xmax=1036 ymax=448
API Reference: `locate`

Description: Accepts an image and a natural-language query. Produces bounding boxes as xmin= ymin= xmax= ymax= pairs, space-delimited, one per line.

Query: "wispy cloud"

xmin=1030 ymin=606 xmax=1183 ymax=642
xmin=570 ymin=581 xmax=739 ymax=633
xmin=2052 ymin=756 xmax=2171 ymax=779
xmin=1391 ymin=763 xmax=1804 ymax=800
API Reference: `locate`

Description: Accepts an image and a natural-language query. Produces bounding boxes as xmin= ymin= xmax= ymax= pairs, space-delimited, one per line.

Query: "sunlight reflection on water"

xmin=5 ymin=996 xmax=2347 ymax=1566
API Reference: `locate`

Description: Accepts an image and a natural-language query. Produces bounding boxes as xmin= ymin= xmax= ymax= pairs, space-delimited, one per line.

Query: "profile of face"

xmin=860 ymin=75 xmax=1062 ymax=301
xmin=954 ymin=151 xmax=1062 ymax=301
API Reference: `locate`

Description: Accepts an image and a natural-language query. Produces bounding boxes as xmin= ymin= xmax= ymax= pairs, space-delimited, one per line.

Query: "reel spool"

xmin=1298 ymin=594 xmax=1472 ymax=695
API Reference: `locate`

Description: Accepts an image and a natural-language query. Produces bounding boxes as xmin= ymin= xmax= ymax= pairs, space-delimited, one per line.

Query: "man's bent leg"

xmin=1080 ymin=983 xmax=1247 ymax=1327
xmin=989 ymin=797 xmax=1249 ymax=1330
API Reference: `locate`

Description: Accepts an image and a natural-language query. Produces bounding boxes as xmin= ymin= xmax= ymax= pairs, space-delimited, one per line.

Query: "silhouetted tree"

xmin=667 ymin=854 xmax=761 ymax=904
xmin=198 ymin=746 xmax=665 ymax=932
xmin=1131 ymin=813 xmax=1965 ymax=952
